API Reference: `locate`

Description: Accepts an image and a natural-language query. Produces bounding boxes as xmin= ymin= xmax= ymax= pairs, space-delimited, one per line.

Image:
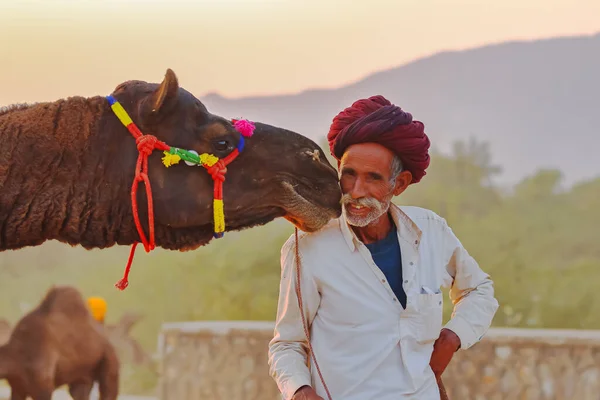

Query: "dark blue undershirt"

xmin=364 ymin=224 xmax=407 ymax=309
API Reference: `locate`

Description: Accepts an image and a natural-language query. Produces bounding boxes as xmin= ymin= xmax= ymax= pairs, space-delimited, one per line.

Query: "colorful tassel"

xmin=162 ymin=151 xmax=181 ymax=167
xmin=232 ymin=119 xmax=256 ymax=137
xmin=107 ymin=93 xmax=256 ymax=291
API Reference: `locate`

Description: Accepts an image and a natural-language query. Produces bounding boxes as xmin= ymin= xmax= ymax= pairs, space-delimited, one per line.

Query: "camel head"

xmin=108 ymin=69 xmax=342 ymax=248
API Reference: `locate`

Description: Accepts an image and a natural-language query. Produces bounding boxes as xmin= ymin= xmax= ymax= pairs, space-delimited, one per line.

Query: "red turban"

xmin=327 ymin=95 xmax=431 ymax=184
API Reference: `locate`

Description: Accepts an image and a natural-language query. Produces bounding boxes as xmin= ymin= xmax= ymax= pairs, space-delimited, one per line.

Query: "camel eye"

xmin=213 ymin=140 xmax=230 ymax=152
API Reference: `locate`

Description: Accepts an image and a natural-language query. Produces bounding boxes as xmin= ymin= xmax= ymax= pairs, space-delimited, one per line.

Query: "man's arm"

xmin=441 ymin=220 xmax=499 ymax=350
xmin=268 ymin=236 xmax=321 ymax=400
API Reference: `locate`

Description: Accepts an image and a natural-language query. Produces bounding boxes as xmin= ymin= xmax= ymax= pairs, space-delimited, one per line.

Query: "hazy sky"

xmin=1 ymin=0 xmax=598 ymax=103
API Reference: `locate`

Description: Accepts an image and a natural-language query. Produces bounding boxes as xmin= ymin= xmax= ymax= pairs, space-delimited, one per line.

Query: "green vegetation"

xmin=1 ymin=139 xmax=598 ymax=394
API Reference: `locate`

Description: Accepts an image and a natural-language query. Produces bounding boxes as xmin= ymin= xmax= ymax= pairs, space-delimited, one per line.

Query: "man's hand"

xmin=292 ymin=385 xmax=324 ymax=400
xmin=429 ymin=328 xmax=461 ymax=376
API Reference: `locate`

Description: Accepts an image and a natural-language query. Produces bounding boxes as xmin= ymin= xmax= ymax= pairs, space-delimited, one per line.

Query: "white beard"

xmin=342 ymin=196 xmax=392 ymax=227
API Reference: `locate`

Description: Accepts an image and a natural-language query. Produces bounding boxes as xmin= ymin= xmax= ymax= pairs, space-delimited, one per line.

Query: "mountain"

xmin=200 ymin=33 xmax=600 ymax=187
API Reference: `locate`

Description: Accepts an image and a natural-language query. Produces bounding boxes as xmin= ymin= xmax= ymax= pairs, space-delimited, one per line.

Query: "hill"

xmin=200 ymin=33 xmax=600 ymax=187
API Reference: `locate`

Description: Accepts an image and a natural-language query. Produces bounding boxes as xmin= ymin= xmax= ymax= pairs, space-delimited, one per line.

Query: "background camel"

xmin=0 ymin=286 xmax=119 ymax=400
xmin=0 ymin=68 xmax=342 ymax=254
xmin=0 ymin=312 xmax=151 ymax=367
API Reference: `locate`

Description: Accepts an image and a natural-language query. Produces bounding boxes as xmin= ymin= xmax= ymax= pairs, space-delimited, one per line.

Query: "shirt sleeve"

xmin=268 ymin=235 xmax=321 ymax=399
xmin=441 ymin=220 xmax=499 ymax=350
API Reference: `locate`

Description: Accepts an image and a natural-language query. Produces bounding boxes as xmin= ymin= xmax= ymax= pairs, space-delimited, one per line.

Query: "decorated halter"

xmin=105 ymin=95 xmax=255 ymax=290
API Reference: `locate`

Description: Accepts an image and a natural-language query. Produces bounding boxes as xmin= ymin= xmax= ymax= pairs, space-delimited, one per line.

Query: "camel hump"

xmin=37 ymin=285 xmax=89 ymax=318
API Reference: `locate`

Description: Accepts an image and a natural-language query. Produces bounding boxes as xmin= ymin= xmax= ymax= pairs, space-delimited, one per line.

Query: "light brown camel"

xmin=0 ymin=68 xmax=342 ymax=254
xmin=0 ymin=312 xmax=151 ymax=368
xmin=0 ymin=286 xmax=119 ymax=400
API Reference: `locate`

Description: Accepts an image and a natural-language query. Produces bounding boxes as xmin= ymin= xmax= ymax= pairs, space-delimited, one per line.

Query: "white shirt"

xmin=268 ymin=204 xmax=499 ymax=400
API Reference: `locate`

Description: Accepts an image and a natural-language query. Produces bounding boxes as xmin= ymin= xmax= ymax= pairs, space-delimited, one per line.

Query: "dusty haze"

xmin=1 ymin=0 xmax=598 ymax=101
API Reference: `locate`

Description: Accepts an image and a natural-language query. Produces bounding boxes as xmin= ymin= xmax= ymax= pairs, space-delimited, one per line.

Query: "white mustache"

xmin=340 ymin=194 xmax=381 ymax=209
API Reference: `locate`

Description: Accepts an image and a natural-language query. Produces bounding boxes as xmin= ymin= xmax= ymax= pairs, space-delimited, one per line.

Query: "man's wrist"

xmin=295 ymin=385 xmax=310 ymax=393
xmin=293 ymin=385 xmax=312 ymax=398
xmin=441 ymin=328 xmax=461 ymax=351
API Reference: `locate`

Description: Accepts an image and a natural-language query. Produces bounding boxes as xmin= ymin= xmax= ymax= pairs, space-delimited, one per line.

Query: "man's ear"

xmin=141 ymin=68 xmax=179 ymax=119
xmin=393 ymin=170 xmax=412 ymax=196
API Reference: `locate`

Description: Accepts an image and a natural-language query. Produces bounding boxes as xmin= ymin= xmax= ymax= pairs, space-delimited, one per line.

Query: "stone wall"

xmin=157 ymin=322 xmax=600 ymax=400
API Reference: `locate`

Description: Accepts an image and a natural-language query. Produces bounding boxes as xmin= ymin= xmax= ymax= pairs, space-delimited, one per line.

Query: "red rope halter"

xmin=115 ymin=117 xmax=170 ymax=290
xmin=106 ymin=95 xmax=253 ymax=290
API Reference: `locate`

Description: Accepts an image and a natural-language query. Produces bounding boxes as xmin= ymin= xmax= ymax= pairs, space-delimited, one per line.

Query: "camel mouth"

xmin=284 ymin=214 xmax=312 ymax=232
xmin=280 ymin=181 xmax=342 ymax=232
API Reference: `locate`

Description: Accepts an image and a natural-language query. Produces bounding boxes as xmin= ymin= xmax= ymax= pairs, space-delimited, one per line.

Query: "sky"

xmin=0 ymin=0 xmax=599 ymax=104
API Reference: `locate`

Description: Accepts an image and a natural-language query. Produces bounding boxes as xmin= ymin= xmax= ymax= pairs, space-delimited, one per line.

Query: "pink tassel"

xmin=232 ymin=119 xmax=256 ymax=137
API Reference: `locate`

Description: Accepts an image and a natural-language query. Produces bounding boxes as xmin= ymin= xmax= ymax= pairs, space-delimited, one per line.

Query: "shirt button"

xmin=382 ymin=279 xmax=386 ymax=283
xmin=409 ymin=262 xmax=414 ymax=266
xmin=404 ymin=280 xmax=408 ymax=283
xmin=393 ymin=298 xmax=397 ymax=302
xmin=414 ymin=240 xmax=418 ymax=245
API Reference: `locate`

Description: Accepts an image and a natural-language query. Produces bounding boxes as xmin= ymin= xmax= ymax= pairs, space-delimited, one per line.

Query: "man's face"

xmin=339 ymin=143 xmax=410 ymax=227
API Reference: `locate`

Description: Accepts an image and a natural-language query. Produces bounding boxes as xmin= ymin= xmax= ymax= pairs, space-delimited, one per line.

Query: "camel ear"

xmin=144 ymin=68 xmax=179 ymax=117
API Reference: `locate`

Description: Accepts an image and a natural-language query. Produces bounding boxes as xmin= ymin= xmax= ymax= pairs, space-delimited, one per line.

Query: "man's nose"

xmin=350 ymin=179 xmax=368 ymax=199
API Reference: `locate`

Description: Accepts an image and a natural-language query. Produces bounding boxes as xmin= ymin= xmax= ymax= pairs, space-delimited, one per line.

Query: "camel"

xmin=0 ymin=286 xmax=119 ymax=400
xmin=0 ymin=311 xmax=151 ymax=368
xmin=0 ymin=68 xmax=342 ymax=257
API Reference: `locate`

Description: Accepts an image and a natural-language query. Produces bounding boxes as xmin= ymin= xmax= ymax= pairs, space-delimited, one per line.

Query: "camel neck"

xmin=0 ymin=96 xmax=138 ymax=251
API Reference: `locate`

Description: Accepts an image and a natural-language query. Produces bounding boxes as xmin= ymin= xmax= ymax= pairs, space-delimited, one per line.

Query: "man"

xmin=268 ymin=95 xmax=499 ymax=399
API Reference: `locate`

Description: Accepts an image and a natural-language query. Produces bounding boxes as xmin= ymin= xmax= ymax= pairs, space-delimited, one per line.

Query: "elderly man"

xmin=268 ymin=95 xmax=499 ymax=400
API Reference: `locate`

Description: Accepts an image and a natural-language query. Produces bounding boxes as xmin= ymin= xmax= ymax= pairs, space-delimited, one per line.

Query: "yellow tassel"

xmin=213 ymin=199 xmax=225 ymax=233
xmin=199 ymin=153 xmax=219 ymax=167
xmin=162 ymin=151 xmax=181 ymax=167
xmin=110 ymin=102 xmax=133 ymax=126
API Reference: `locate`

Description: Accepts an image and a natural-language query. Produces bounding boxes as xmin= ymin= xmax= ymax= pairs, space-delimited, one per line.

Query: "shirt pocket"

xmin=416 ymin=291 xmax=443 ymax=344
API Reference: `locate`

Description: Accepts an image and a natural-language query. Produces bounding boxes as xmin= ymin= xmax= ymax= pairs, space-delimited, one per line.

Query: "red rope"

xmin=115 ymin=133 xmax=169 ymax=291
xmin=115 ymin=242 xmax=138 ymax=291
xmin=206 ymin=160 xmax=226 ymax=199
xmin=114 ymin=121 xmax=242 ymax=290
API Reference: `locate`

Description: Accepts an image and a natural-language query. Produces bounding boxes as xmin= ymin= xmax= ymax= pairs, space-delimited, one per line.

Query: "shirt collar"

xmin=339 ymin=203 xmax=423 ymax=252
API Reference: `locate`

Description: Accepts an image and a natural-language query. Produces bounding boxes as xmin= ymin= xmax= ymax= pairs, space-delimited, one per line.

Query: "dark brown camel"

xmin=0 ymin=68 xmax=342 ymax=253
xmin=0 ymin=286 xmax=119 ymax=400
